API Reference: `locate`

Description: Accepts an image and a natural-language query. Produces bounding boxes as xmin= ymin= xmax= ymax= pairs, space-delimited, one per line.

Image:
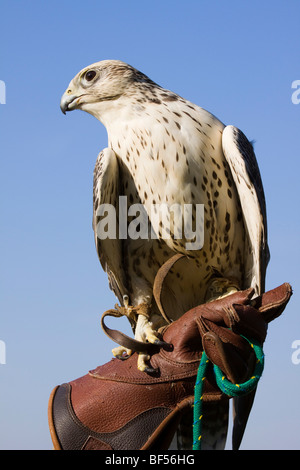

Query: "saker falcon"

xmin=60 ymin=60 xmax=269 ymax=378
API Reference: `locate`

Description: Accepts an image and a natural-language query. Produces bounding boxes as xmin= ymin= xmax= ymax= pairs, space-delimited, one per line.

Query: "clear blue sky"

xmin=0 ymin=0 xmax=299 ymax=450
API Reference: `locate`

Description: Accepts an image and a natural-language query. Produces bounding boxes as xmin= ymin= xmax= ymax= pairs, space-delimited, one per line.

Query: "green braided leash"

xmin=193 ymin=336 xmax=265 ymax=450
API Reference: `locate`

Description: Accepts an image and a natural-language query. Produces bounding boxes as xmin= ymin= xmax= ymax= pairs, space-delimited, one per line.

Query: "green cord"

xmin=192 ymin=336 xmax=265 ymax=450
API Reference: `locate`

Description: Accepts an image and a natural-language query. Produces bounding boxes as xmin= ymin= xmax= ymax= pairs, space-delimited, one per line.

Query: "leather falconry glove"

xmin=48 ymin=282 xmax=292 ymax=450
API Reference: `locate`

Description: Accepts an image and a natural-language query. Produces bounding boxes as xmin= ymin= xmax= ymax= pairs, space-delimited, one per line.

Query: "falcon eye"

xmin=85 ymin=70 xmax=97 ymax=81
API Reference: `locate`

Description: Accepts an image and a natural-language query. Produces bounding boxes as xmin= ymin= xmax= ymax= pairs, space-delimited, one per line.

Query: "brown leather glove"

xmin=48 ymin=283 xmax=292 ymax=450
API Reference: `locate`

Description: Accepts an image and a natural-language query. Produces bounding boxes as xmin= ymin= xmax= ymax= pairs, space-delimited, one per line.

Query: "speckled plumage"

xmin=61 ymin=60 xmax=268 ymax=321
xmin=60 ymin=60 xmax=270 ymax=449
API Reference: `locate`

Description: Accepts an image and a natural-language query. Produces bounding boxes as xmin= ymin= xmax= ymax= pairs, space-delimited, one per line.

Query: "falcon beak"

xmin=60 ymin=90 xmax=81 ymax=114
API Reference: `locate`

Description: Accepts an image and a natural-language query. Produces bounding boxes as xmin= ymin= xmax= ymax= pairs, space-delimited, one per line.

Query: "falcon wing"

xmin=222 ymin=126 xmax=270 ymax=449
xmin=93 ymin=148 xmax=128 ymax=304
xmin=222 ymin=125 xmax=270 ymax=294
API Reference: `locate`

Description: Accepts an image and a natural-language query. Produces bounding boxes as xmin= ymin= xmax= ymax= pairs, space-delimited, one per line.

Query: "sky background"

xmin=0 ymin=0 xmax=299 ymax=450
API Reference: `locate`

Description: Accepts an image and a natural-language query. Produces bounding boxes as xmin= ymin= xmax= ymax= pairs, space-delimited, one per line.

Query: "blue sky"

xmin=0 ymin=0 xmax=299 ymax=450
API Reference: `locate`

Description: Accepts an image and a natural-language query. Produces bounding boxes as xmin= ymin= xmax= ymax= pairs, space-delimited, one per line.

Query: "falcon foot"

xmin=101 ymin=298 xmax=170 ymax=372
xmin=137 ymin=341 xmax=172 ymax=373
xmin=118 ymin=295 xmax=170 ymax=372
xmin=134 ymin=312 xmax=169 ymax=372
xmin=112 ymin=345 xmax=132 ymax=360
xmin=138 ymin=357 xmax=159 ymax=375
xmin=205 ymin=277 xmax=240 ymax=303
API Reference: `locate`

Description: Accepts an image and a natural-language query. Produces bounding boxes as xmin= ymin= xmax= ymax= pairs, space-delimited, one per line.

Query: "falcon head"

xmin=60 ymin=60 xmax=155 ymax=121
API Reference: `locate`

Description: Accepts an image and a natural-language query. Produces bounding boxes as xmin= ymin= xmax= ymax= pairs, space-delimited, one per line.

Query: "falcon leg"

xmin=110 ymin=294 xmax=166 ymax=369
xmin=135 ymin=313 xmax=164 ymax=343
xmin=135 ymin=313 xmax=166 ymax=372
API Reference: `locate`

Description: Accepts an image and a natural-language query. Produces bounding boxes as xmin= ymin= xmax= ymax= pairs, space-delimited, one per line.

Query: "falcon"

xmin=60 ymin=60 xmax=269 ymax=376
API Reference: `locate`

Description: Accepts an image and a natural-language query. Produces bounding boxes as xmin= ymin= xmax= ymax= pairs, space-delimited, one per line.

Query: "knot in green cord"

xmin=192 ymin=336 xmax=264 ymax=450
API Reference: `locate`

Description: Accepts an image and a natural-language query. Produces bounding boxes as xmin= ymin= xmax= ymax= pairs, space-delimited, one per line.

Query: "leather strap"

xmin=101 ymin=309 xmax=158 ymax=355
xmin=153 ymin=253 xmax=186 ymax=323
